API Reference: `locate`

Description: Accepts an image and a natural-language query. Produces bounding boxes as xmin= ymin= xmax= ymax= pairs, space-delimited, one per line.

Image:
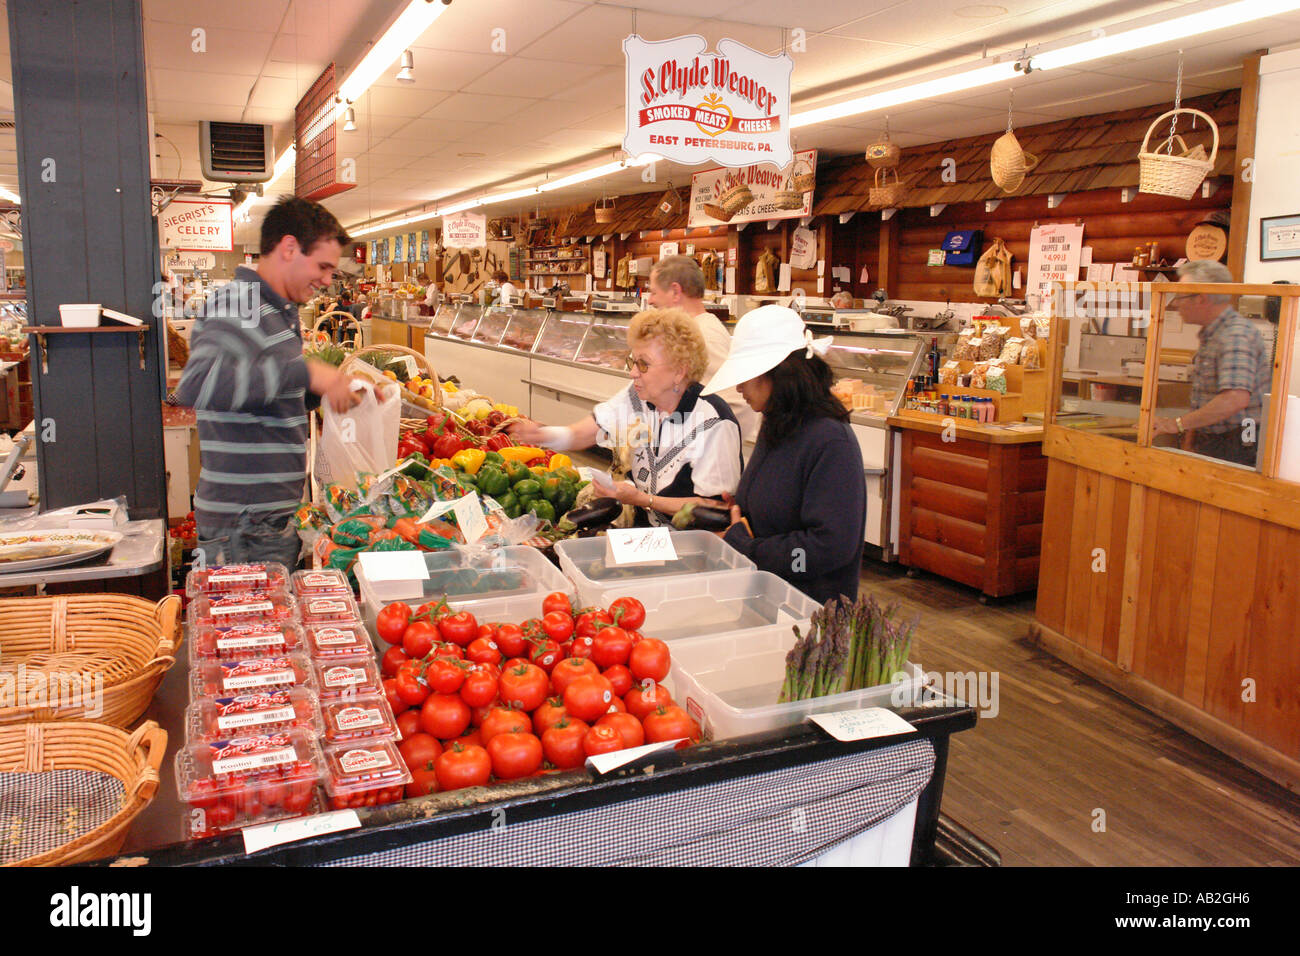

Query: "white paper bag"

xmin=319 ymin=380 xmax=400 ymax=489
xmin=789 ymin=225 xmax=817 ymax=270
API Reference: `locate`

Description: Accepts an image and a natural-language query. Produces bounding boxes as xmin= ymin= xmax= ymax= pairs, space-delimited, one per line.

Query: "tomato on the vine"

xmin=380 ymin=645 xmax=410 ymax=678
xmin=602 ymin=664 xmax=633 ymax=698
xmin=487 ymin=730 xmax=544 ymax=780
xmin=608 ymin=597 xmax=646 ymax=631
xmin=412 ymin=598 xmax=451 ymax=624
xmin=396 ymin=709 xmax=422 ymax=740
xmin=576 ymin=609 xmax=614 ymax=639
xmin=406 ymin=764 xmax=440 ymax=797
xmin=438 ymin=611 xmax=479 ymax=647
xmin=395 ymin=663 xmax=430 ymax=707
xmin=500 ymin=661 xmax=549 ymax=712
xmin=625 ymin=680 xmax=674 ymax=720
xmin=419 ymin=693 xmax=471 ymax=740
xmin=435 ymin=743 xmax=491 ymax=791
xmin=459 ymin=666 xmax=498 ymax=708
xmin=432 ymin=642 xmax=464 ymax=661
xmin=542 ymin=592 xmax=573 ymax=617
xmin=467 ymin=637 xmax=502 ymax=667
xmin=427 ymin=658 xmax=468 ymax=695
xmin=597 ymin=712 xmax=645 ymax=749
xmin=541 ymin=717 xmax=590 ymax=769
xmin=494 ymin=623 xmax=526 ymax=658
xmin=480 ymin=706 xmax=532 ymax=744
xmin=527 ymin=637 xmax=562 ymax=673
xmin=376 ymin=602 xmax=412 ymax=645
xmin=563 ymin=674 xmax=615 ymax=723
xmin=643 ymin=705 xmax=701 ymax=743
xmin=383 ymin=678 xmax=408 ymax=714
xmin=591 ymin=626 xmax=633 ymax=669
xmin=532 ymin=696 xmax=569 ymax=736
xmin=402 ymin=620 xmax=439 ymax=659
xmin=398 ymin=733 xmax=442 ymax=772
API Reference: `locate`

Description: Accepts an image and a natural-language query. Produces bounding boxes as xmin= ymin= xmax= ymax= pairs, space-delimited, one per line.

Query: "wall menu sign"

xmin=1026 ymin=222 xmax=1085 ymax=295
xmin=687 ymin=149 xmax=816 ymax=227
xmin=160 ymin=197 xmax=234 ymax=252
xmin=623 ymin=35 xmax=793 ymax=170
xmin=443 ymin=212 xmax=487 ymax=248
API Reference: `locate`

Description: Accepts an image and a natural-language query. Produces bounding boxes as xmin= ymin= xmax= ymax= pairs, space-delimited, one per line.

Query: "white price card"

xmin=452 ymin=491 xmax=489 ymax=545
xmin=724 ymin=267 xmax=736 ymax=294
xmin=777 ymin=263 xmax=792 ymax=292
xmin=585 ymin=739 xmax=684 ymax=775
xmin=604 ymin=526 xmax=678 ymax=567
xmin=242 ymin=810 xmax=361 ymax=855
xmin=808 ymin=707 xmax=914 ymax=742
xmin=417 ymin=497 xmax=457 ymax=523
xmin=356 ymin=550 xmax=428 ymax=585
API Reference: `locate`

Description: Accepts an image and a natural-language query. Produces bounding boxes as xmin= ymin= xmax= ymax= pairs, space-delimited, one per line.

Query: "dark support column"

xmin=9 ymin=0 xmax=166 ymax=518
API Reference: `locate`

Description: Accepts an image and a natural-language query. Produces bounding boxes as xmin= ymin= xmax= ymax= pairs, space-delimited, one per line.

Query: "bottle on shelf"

xmin=929 ymin=337 xmax=941 ymax=381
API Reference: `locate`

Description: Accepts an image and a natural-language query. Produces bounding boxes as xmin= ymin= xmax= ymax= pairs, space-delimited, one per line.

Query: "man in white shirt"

xmin=648 ymin=255 xmax=759 ymax=443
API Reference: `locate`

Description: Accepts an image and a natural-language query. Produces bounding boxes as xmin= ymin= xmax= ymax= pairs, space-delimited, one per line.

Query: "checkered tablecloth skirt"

xmin=0 ymin=768 xmax=126 ymax=865
xmin=322 ymin=738 xmax=935 ymax=867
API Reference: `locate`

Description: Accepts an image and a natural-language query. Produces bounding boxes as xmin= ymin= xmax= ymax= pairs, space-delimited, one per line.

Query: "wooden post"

xmin=879 ymin=213 xmax=900 ymax=297
xmin=1227 ymin=52 xmax=1264 ymax=281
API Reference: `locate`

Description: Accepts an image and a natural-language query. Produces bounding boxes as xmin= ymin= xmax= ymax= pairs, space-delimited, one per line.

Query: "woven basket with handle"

xmin=865 ymin=132 xmax=901 ymax=169
xmin=341 ymin=344 xmax=442 ymax=414
xmin=1138 ymin=108 xmax=1218 ymax=200
xmin=0 ymin=595 xmax=180 ymax=728
xmin=990 ymin=130 xmax=1039 ymax=193
xmin=0 ymin=721 xmax=166 ymax=865
xmin=869 ymin=167 xmax=908 ymax=207
xmin=718 ymin=182 xmax=755 ymax=216
xmin=791 ymin=157 xmax=817 ymax=192
xmin=593 ymin=198 xmax=616 ymax=224
xmin=772 ymin=176 xmax=806 ymax=210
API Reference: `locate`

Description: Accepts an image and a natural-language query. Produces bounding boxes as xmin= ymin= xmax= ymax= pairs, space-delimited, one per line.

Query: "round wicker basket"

xmin=1138 ymin=108 xmax=1218 ymax=200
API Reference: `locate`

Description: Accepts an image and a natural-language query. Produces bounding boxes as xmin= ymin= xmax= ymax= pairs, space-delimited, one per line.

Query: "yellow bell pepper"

xmin=548 ymin=454 xmax=572 ymax=471
xmin=498 ymin=446 xmax=544 ymax=463
xmin=530 ymin=465 xmax=548 ymax=476
xmin=442 ymin=381 xmax=458 ymax=393
xmin=451 ymin=448 xmax=486 ymax=475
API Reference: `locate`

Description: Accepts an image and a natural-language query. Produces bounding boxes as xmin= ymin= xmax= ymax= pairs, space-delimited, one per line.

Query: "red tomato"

xmin=583 ymin=724 xmax=625 ymax=756
xmin=402 ymin=620 xmax=439 ymax=659
xmin=282 ymin=784 xmax=313 ymax=813
xmin=376 ymin=602 xmax=412 ymax=645
xmin=419 ymin=693 xmax=471 ymax=740
xmin=591 ymin=626 xmax=633 ymax=669
xmin=541 ymin=717 xmax=590 ymax=769
xmin=597 ymin=712 xmax=645 ymax=749
xmin=480 ymin=706 xmax=533 ymax=745
xmin=396 ymin=709 xmax=422 ymax=740
xmin=477 ymin=623 xmax=499 ymax=643
xmin=406 ymin=765 xmax=440 ymax=797
xmin=438 ymin=611 xmax=479 ymax=647
xmin=495 ymin=623 xmax=526 ymax=658
xmin=207 ymin=801 xmax=237 ymax=828
xmin=487 ymin=731 xmax=544 ymax=780
xmin=608 ymin=597 xmax=646 ymax=631
xmin=413 ymin=598 xmax=452 ymax=624
xmin=427 ymin=658 xmax=468 ymax=695
xmin=643 ymin=705 xmax=701 ymax=744
xmin=467 ymin=637 xmax=503 ymax=667
xmin=395 ymin=664 xmax=430 ymax=707
xmin=500 ymin=662 xmax=549 ymax=712
xmin=567 ymin=635 xmax=595 ymax=660
xmin=550 ymin=657 xmax=600 ymax=697
xmin=628 ymin=630 xmax=645 ymax=646
xmin=432 ymin=642 xmax=464 ymax=661
xmin=576 ymin=609 xmax=614 ymax=639
xmin=605 ymin=696 xmax=627 ymax=714
xmin=541 ymin=611 xmax=574 ymax=643
xmin=563 ymin=674 xmax=616 ymax=723
xmin=532 ymin=696 xmax=569 ymax=736
xmin=629 ymin=638 xmax=671 ymax=682
xmin=398 ymin=733 xmax=443 ymax=772
xmin=435 ymin=743 xmax=491 ymax=791
xmin=459 ymin=667 xmax=498 ymax=708
xmin=383 ymin=678 xmax=408 ymax=714
xmin=380 ymin=645 xmax=410 ymax=679
xmin=542 ymin=592 xmax=573 ymax=617
xmin=525 ymin=637 xmax=562 ymax=673
xmin=624 ymin=680 xmax=674 ymax=720
xmin=602 ymin=664 xmax=633 ymax=698
xmin=445 ymin=726 xmax=483 ymax=749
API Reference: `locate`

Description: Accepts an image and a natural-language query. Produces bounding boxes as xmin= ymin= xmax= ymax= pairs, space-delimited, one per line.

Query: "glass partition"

xmin=576 ymin=315 xmax=631 ymax=369
xmin=471 ymin=306 xmax=512 ymax=346
xmin=533 ymin=313 xmax=590 ymax=361
xmin=500 ymin=308 xmax=547 ymax=352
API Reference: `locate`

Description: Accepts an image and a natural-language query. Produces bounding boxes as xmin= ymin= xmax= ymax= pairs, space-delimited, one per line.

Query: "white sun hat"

xmin=702 ymin=305 xmax=834 ymax=395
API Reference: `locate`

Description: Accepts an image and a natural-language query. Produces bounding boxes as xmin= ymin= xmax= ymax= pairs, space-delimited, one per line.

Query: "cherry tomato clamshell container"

xmin=298 ymin=592 xmax=363 ymax=627
xmin=291 ymin=568 xmax=353 ymax=600
xmin=188 ymin=620 xmax=307 ymax=663
xmin=186 ymin=688 xmax=323 ymax=742
xmin=320 ymin=694 xmax=400 ymax=744
xmin=186 ymin=562 xmax=290 ymax=598
xmin=312 ymin=657 xmax=384 ymax=700
xmin=189 ymin=653 xmax=316 ymax=701
xmin=321 ymin=739 xmax=411 ymax=809
xmin=303 ymin=622 xmax=374 ymax=660
xmin=187 ymin=588 xmax=298 ymax=628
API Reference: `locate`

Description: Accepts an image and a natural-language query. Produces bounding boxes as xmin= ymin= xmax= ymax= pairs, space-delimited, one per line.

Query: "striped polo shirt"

xmin=174 ymin=267 xmax=317 ymax=528
xmin=1191 ymin=307 xmax=1272 ymax=435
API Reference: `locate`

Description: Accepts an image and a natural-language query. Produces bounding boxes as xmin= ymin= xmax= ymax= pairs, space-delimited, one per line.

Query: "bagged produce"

xmin=319 ymin=380 xmax=401 ymax=490
xmin=999 ymin=337 xmax=1025 ymax=365
xmin=938 ymin=361 xmax=961 ymax=385
xmin=979 ymin=326 xmax=1009 ymax=361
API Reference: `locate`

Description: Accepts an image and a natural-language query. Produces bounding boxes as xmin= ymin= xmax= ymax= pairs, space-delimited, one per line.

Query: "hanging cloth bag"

xmin=973 ymin=238 xmax=1013 ymax=298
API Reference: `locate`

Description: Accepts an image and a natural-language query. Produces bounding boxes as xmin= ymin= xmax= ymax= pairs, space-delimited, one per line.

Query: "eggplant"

xmin=565 ymin=496 xmax=621 ymax=529
xmin=690 ymin=505 xmax=732 ymax=531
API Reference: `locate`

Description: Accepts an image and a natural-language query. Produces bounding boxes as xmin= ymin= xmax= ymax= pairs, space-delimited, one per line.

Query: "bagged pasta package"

xmin=999 ymin=336 xmax=1025 ymax=365
xmin=985 ymin=365 xmax=1008 ymax=394
xmin=1019 ymin=316 xmax=1038 ymax=340
xmin=956 ymin=337 xmax=982 ymax=362
xmin=979 ymin=326 xmax=1009 ymax=361
xmin=969 ymin=362 xmax=990 ymax=389
xmin=938 ymin=361 xmax=961 ymax=385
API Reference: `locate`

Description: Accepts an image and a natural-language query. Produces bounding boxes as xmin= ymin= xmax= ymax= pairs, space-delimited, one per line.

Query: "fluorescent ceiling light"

xmin=792 ymin=61 xmax=1020 ymax=127
xmin=336 ymin=1 xmax=450 ymax=119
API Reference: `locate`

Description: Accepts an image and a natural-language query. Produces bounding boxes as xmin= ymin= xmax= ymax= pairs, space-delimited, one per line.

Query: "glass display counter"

xmin=448 ymin=304 xmax=483 ymax=341
xmin=500 ymin=308 xmax=548 ymax=353
xmin=576 ymin=315 xmax=631 ymax=369
xmin=471 ymin=306 xmax=512 ymax=346
xmin=533 ymin=313 xmax=591 ymax=362
xmin=825 ymin=332 xmax=926 ymax=420
xmin=430 ymin=302 xmax=458 ymax=337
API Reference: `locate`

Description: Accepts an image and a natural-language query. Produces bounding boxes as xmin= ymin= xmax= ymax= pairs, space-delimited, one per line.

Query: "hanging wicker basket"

xmin=0 ymin=721 xmax=166 ymax=866
xmin=0 ymin=594 xmax=181 ymax=728
xmin=702 ymin=203 xmax=735 ymax=222
xmin=869 ymin=167 xmax=908 ymax=207
xmin=791 ymin=157 xmax=817 ymax=193
xmin=593 ymin=198 xmax=616 ymax=224
xmin=1138 ymin=108 xmax=1218 ymax=200
xmin=653 ymin=184 xmax=682 ymax=221
xmin=990 ymin=130 xmax=1039 ymax=193
xmin=866 ymin=130 xmax=901 ymax=169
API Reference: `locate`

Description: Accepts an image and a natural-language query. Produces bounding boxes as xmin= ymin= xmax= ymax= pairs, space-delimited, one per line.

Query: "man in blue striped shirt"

xmin=175 ymin=198 xmax=363 ymax=567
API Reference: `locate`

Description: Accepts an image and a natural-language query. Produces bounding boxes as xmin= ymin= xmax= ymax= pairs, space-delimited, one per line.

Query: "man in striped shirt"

xmin=175 ymin=198 xmax=363 ymax=567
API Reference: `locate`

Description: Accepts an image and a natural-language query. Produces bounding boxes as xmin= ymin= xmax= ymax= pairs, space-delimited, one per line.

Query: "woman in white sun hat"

xmin=703 ymin=305 xmax=866 ymax=603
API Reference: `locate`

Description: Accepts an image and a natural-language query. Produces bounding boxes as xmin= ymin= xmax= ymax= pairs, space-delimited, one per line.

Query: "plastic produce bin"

xmin=576 ymin=569 xmax=820 ymax=643
xmin=554 ymin=530 xmax=755 ymax=607
xmin=664 ymin=625 xmax=924 ymax=740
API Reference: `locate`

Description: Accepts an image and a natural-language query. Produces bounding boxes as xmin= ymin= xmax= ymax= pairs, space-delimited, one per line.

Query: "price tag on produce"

xmin=808 ymin=707 xmax=914 ymax=742
xmin=605 ymin=527 xmax=677 ymax=567
xmin=585 ymin=739 xmax=685 ymax=775
xmin=451 ymin=491 xmax=489 ymax=545
xmin=357 ymin=551 xmax=428 ymax=593
xmin=241 ymin=809 xmax=361 ymax=855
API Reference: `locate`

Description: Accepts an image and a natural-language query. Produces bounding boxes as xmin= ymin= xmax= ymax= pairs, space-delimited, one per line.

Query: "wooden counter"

xmin=1033 ymin=282 xmax=1300 ymax=792
xmin=888 ymin=413 xmax=1046 ymax=599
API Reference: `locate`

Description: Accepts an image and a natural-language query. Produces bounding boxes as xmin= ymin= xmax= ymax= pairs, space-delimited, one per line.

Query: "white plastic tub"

xmin=577 ymin=569 xmax=820 ymax=643
xmin=356 ymin=546 xmax=574 ymax=649
xmin=554 ymin=530 xmax=754 ymax=607
xmin=59 ymin=303 xmax=101 ymax=327
xmin=664 ymin=624 xmax=924 ymax=740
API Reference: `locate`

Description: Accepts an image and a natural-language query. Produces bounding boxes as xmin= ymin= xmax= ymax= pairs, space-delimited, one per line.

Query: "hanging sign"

xmin=687 ymin=149 xmax=816 ymax=227
xmin=1027 ymin=222 xmax=1085 ymax=295
xmin=623 ymin=35 xmax=793 ymax=169
xmin=165 ymin=251 xmax=217 ymax=272
xmin=369 ymin=240 xmax=378 ymax=264
xmin=407 ymin=233 xmax=418 ymax=263
xmin=659 ymin=241 xmax=679 ymax=260
xmin=420 ymin=231 xmax=430 ymax=262
xmin=354 ymin=244 xmax=367 ymax=264
xmin=393 ymin=234 xmax=404 ymax=262
xmin=160 ymin=197 xmax=234 ymax=252
xmin=443 ymin=212 xmax=487 ymax=248
xmin=593 ymin=249 xmax=607 ymax=279
xmin=789 ymin=226 xmax=816 ymax=271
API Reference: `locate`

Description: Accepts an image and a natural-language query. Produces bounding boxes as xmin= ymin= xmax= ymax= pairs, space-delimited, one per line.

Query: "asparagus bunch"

xmin=778 ymin=593 xmax=918 ymax=702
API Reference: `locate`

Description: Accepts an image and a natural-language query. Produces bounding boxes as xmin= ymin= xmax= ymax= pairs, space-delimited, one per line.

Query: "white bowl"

xmin=58 ymin=304 xmax=101 ymax=328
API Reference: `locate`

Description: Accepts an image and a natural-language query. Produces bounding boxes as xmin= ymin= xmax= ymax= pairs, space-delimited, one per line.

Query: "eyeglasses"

xmin=624 ymin=354 xmax=657 ymax=374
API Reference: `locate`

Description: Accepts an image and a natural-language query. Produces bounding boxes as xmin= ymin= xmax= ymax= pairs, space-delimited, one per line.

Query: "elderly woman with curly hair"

xmin=510 ymin=308 xmax=743 ymax=527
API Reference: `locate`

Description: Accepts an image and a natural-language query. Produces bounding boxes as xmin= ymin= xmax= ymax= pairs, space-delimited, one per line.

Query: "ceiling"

xmin=1 ymin=0 xmax=1299 ymax=247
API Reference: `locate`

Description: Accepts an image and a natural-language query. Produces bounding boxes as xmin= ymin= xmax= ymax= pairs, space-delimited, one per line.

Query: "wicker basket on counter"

xmin=0 ymin=721 xmax=166 ymax=866
xmin=0 ymin=595 xmax=181 ymax=728
xmin=341 ymin=344 xmax=443 ymax=415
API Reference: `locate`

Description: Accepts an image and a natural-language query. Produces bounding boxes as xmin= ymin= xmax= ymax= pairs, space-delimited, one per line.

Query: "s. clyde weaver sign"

xmin=623 ymin=35 xmax=793 ymax=169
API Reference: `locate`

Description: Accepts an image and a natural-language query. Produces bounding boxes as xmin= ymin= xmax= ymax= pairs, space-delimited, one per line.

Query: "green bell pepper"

xmin=512 ymin=478 xmax=542 ymax=500
xmin=541 ymin=476 xmax=564 ymax=505
xmin=483 ymin=450 xmax=505 ymax=466
xmin=497 ymin=490 xmax=522 ymax=520
xmin=528 ymin=499 xmax=556 ymax=524
xmin=475 ymin=464 xmax=510 ymax=498
xmin=503 ymin=460 xmax=531 ymax=485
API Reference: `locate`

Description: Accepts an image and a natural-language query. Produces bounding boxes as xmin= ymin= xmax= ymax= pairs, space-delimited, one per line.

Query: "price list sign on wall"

xmin=1027 ymin=223 xmax=1085 ymax=296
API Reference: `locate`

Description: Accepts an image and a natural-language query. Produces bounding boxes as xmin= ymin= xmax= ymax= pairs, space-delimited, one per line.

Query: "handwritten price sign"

xmin=604 ymin=527 xmax=679 ymax=567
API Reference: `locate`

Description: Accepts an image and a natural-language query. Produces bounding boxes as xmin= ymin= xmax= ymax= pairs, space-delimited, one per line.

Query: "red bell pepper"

xmin=432 ymin=432 xmax=464 ymax=459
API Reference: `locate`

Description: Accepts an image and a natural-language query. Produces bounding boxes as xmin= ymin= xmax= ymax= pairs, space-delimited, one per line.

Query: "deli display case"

xmin=500 ymin=308 xmax=548 ymax=353
xmin=429 ymin=302 xmax=459 ymax=337
xmin=576 ymin=314 xmax=631 ymax=368
xmin=471 ymin=306 xmax=513 ymax=346
xmin=448 ymin=304 xmax=483 ymax=341
xmin=533 ymin=313 xmax=592 ymax=362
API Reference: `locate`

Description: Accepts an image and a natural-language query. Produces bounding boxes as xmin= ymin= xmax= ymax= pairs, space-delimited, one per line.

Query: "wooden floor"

xmin=860 ymin=560 xmax=1300 ymax=866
